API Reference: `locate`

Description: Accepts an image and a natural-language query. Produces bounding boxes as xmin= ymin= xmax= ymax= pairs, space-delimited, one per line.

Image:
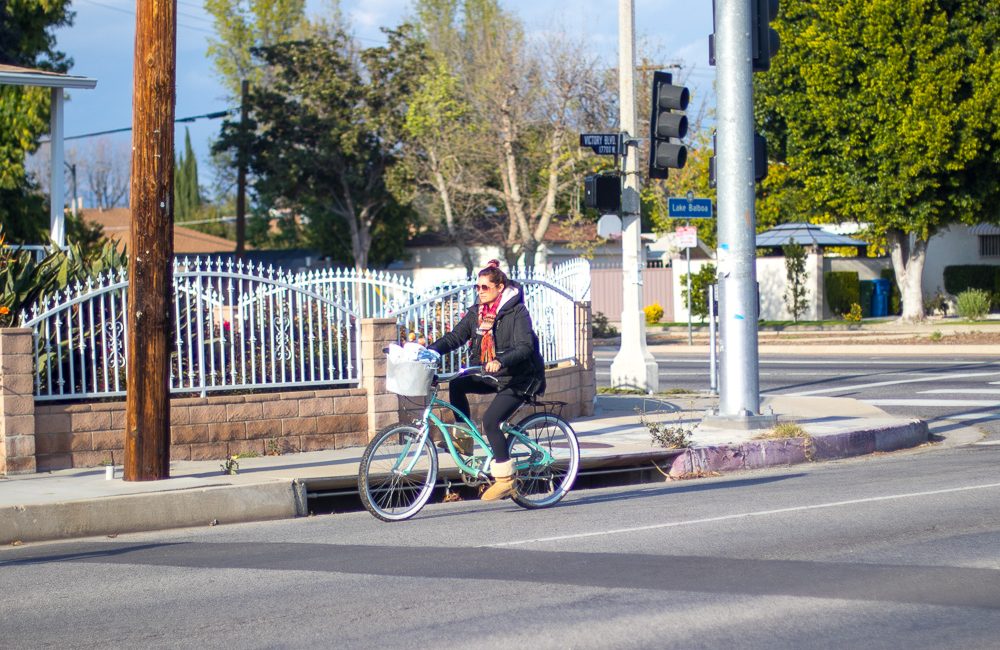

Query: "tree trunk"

xmin=887 ymin=229 xmax=928 ymax=322
xmin=429 ymin=151 xmax=474 ymax=275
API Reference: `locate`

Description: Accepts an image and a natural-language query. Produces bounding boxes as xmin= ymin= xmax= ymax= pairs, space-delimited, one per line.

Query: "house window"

xmin=980 ymin=235 xmax=1000 ymax=258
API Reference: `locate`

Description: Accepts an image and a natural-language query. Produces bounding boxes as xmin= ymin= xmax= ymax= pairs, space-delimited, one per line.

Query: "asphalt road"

xmin=596 ymin=350 xmax=1000 ymax=442
xmin=2 ymin=444 xmax=999 ymax=648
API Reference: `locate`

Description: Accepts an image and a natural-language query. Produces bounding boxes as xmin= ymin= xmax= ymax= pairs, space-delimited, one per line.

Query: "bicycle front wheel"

xmin=507 ymin=413 xmax=580 ymax=509
xmin=358 ymin=423 xmax=439 ymax=522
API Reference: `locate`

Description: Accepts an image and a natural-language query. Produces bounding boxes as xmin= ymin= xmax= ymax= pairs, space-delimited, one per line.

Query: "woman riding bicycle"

xmin=425 ymin=260 xmax=546 ymax=501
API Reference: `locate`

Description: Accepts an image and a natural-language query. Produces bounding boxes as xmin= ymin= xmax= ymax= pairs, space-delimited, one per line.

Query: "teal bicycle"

xmin=358 ymin=365 xmax=581 ymax=522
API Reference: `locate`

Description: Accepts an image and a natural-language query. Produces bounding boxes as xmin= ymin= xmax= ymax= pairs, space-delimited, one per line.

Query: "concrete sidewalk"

xmin=0 ymin=392 xmax=952 ymax=545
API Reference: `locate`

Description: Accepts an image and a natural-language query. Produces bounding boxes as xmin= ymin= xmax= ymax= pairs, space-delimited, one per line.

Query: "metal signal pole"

xmin=610 ymin=0 xmax=659 ymax=393
xmin=125 ymin=0 xmax=177 ymax=480
xmin=714 ymin=0 xmax=762 ymax=418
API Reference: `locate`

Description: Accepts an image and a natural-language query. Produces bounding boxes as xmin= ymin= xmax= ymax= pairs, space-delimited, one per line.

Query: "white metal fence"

xmin=20 ymin=258 xmax=588 ymax=401
xmin=22 ymin=258 xmax=362 ymax=401
xmin=548 ymin=258 xmax=591 ymax=302
xmin=389 ymin=267 xmax=581 ymax=374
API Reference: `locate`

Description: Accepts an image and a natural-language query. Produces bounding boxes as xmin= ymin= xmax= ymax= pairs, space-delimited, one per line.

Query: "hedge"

xmin=824 ymin=271 xmax=860 ymax=316
xmin=943 ymin=265 xmax=1000 ymax=295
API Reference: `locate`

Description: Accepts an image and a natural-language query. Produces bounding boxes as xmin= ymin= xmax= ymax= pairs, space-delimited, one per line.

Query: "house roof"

xmin=0 ymin=63 xmax=97 ymax=89
xmin=755 ymin=222 xmax=867 ymax=248
xmin=969 ymin=224 xmax=1000 ymax=236
xmin=82 ymin=208 xmax=242 ymax=254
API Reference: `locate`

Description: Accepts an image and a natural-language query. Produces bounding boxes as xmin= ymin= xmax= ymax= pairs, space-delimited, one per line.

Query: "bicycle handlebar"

xmin=435 ymin=366 xmax=499 ymax=385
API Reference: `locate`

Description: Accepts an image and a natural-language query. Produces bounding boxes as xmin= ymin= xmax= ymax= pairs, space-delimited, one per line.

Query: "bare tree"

xmin=25 ymin=137 xmax=130 ymax=210
xmin=81 ymin=138 xmax=130 ymax=209
xmin=413 ymin=1 xmax=617 ymax=270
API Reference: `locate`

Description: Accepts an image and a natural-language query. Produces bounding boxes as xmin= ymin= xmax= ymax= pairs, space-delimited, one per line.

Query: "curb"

xmin=1 ymin=422 xmax=929 ymax=545
xmin=1 ymin=481 xmax=300 ymax=545
xmin=669 ymin=419 xmax=929 ymax=476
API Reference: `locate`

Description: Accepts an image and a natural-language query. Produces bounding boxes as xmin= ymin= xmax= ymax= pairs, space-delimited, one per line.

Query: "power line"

xmin=39 ymin=110 xmax=232 ymax=143
xmin=79 ymin=0 xmax=215 ymax=35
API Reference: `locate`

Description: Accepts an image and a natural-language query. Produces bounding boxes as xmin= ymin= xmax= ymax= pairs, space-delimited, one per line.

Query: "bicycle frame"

xmin=397 ymin=378 xmax=558 ymax=478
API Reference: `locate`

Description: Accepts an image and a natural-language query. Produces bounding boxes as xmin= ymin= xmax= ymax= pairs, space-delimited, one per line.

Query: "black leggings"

xmin=448 ymin=375 xmax=524 ymax=463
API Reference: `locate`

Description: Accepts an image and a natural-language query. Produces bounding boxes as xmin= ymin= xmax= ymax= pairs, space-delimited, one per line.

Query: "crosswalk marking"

xmin=919 ymin=388 xmax=1000 ymax=395
xmin=863 ymin=398 xmax=1000 ymax=407
xmin=784 ymin=371 xmax=1000 ymax=396
xmin=942 ymin=412 xmax=1000 ymax=421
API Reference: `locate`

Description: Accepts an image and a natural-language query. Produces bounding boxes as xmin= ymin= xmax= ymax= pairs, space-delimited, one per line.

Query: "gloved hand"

xmin=416 ymin=348 xmax=441 ymax=364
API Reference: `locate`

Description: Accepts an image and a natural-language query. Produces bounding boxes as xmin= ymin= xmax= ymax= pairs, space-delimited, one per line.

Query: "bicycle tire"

xmin=358 ymin=422 xmax=439 ymax=522
xmin=507 ymin=412 xmax=580 ymax=509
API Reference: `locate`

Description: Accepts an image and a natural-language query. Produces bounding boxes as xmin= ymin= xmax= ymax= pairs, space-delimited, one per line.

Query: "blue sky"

xmin=52 ymin=0 xmax=715 ymax=198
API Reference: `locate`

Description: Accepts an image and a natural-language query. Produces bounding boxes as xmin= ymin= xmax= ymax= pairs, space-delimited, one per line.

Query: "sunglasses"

xmin=476 ymin=284 xmax=498 ymax=291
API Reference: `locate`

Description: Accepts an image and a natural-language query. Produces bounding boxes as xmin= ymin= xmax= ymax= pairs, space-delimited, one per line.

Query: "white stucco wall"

xmin=923 ymin=225 xmax=991 ymax=297
xmin=755 ymin=253 xmax=825 ymax=321
xmin=671 ymin=251 xmax=830 ymax=322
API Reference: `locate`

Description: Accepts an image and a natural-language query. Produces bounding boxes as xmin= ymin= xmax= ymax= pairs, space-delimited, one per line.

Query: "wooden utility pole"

xmin=125 ymin=0 xmax=177 ymax=481
xmin=235 ymin=79 xmax=248 ymax=256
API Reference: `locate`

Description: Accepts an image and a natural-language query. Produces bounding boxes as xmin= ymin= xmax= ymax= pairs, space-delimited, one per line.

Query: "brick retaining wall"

xmin=32 ymin=388 xmax=369 ymax=472
xmin=1 ymin=304 xmax=595 ymax=474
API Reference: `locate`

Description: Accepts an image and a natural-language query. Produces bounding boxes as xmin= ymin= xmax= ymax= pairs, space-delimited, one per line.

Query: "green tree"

xmin=174 ymin=128 xmax=201 ymax=222
xmin=0 ymin=0 xmax=74 ymax=242
xmin=680 ymin=263 xmax=717 ymax=323
xmin=204 ymin=0 xmax=309 ymax=221
xmin=204 ymin=0 xmax=307 ymax=98
xmin=756 ymin=0 xmax=1000 ymax=320
xmin=216 ymin=24 xmax=425 ymax=268
xmin=412 ymin=0 xmax=617 ymax=269
xmin=782 ymin=239 xmax=808 ymax=322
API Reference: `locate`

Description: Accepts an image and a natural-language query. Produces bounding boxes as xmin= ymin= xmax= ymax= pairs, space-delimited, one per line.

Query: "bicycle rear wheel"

xmin=358 ymin=423 xmax=439 ymax=522
xmin=507 ymin=413 xmax=580 ymax=509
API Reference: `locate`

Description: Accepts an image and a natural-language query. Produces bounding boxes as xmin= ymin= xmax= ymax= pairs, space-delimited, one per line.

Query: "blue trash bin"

xmin=871 ymin=279 xmax=890 ymax=317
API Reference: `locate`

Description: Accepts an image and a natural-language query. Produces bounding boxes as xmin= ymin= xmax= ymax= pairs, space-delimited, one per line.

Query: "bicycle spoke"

xmin=359 ymin=423 xmax=438 ymax=521
xmin=508 ymin=413 xmax=580 ymax=509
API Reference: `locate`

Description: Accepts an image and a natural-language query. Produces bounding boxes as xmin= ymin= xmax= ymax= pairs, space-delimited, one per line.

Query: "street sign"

xmin=579 ymin=133 xmax=622 ymax=156
xmin=675 ymin=225 xmax=697 ymax=248
xmin=668 ymin=196 xmax=713 ymax=218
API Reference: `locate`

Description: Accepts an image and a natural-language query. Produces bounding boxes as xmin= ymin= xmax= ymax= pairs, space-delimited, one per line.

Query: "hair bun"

xmin=487 ymin=259 xmax=500 ymax=268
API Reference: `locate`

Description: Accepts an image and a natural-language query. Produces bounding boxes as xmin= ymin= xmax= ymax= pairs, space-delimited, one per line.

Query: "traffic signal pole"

xmin=714 ymin=0 xmax=761 ymax=418
xmin=610 ymin=0 xmax=658 ymax=392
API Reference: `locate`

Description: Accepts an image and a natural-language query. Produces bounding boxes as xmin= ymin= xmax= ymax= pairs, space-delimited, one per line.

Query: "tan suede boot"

xmin=481 ymin=460 xmax=516 ymax=501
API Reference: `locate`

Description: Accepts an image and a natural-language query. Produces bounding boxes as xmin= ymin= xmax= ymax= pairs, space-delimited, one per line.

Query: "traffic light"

xmin=648 ymin=71 xmax=688 ymax=180
xmin=752 ymin=0 xmax=780 ymax=72
xmin=709 ymin=0 xmax=780 ymax=71
xmin=584 ymin=174 xmax=621 ymax=213
xmin=708 ymin=131 xmax=768 ymax=187
xmin=753 ymin=132 xmax=768 ymax=181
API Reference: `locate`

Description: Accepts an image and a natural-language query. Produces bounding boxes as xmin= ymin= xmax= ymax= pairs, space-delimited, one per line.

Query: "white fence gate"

xmin=20 ymin=257 xmax=591 ymax=401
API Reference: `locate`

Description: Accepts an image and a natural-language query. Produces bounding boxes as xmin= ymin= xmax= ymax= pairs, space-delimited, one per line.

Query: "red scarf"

xmin=477 ymin=296 xmax=501 ymax=364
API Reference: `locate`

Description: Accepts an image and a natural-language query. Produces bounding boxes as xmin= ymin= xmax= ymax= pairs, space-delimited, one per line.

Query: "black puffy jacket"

xmin=428 ymin=282 xmax=546 ymax=396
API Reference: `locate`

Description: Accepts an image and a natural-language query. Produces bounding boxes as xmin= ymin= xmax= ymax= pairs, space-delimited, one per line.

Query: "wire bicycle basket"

xmin=385 ymin=357 xmax=436 ymax=397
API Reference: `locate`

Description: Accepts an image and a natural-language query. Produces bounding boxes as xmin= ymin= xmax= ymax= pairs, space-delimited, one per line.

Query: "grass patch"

xmin=754 ymin=421 xmax=808 ymax=440
xmin=597 ymin=386 xmax=648 ymax=395
xmin=657 ymin=388 xmax=696 ymax=395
